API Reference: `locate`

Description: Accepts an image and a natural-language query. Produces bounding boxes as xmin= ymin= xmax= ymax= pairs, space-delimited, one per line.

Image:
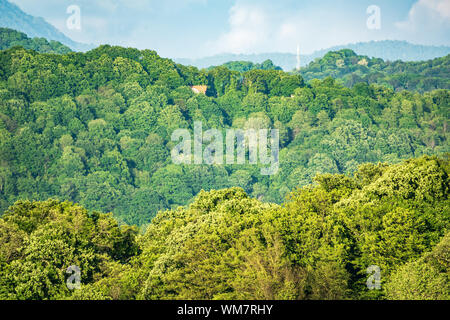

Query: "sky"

xmin=9 ymin=0 xmax=450 ymax=58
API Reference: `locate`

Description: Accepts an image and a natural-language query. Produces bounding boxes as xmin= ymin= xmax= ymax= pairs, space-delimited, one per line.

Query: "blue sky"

xmin=10 ymin=0 xmax=450 ymax=58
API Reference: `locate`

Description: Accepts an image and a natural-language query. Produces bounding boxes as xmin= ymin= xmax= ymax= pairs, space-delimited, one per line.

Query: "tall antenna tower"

xmin=296 ymin=44 xmax=301 ymax=71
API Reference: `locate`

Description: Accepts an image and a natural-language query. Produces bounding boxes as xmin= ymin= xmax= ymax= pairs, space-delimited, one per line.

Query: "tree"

xmin=386 ymin=232 xmax=449 ymax=300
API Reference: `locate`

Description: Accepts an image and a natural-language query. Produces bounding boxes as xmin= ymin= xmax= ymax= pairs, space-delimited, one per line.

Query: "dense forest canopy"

xmin=0 ymin=28 xmax=72 ymax=54
xmin=0 ymin=44 xmax=448 ymax=227
xmin=298 ymin=49 xmax=450 ymax=93
xmin=209 ymin=59 xmax=282 ymax=72
xmin=0 ymin=26 xmax=448 ymax=301
xmin=0 ymin=155 xmax=448 ymax=300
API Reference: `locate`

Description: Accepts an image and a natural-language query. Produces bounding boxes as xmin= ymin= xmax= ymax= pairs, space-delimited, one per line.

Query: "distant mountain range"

xmin=176 ymin=41 xmax=450 ymax=71
xmin=1 ymin=0 xmax=449 ymax=69
xmin=0 ymin=0 xmax=93 ymax=51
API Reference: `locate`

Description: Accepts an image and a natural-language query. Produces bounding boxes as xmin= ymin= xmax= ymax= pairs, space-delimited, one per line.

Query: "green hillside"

xmin=0 ymin=155 xmax=448 ymax=300
xmin=176 ymin=40 xmax=450 ymax=71
xmin=0 ymin=27 xmax=71 ymax=54
xmin=0 ymin=0 xmax=92 ymax=51
xmin=0 ymin=45 xmax=448 ymax=227
xmin=299 ymin=49 xmax=450 ymax=92
xmin=209 ymin=59 xmax=282 ymax=72
xmin=0 ymin=0 xmax=448 ymax=303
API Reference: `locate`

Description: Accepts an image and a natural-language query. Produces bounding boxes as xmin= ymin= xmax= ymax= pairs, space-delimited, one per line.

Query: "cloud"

xmin=210 ymin=2 xmax=270 ymax=54
xmin=394 ymin=0 xmax=450 ymax=45
xmin=10 ymin=0 xmax=450 ymax=58
xmin=207 ymin=1 xmax=374 ymax=55
xmin=396 ymin=0 xmax=450 ymax=31
xmin=208 ymin=1 xmax=315 ymax=55
xmin=421 ymin=0 xmax=450 ymax=18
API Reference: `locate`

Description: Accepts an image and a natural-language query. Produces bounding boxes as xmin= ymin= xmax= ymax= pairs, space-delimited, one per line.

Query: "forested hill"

xmin=299 ymin=49 xmax=450 ymax=92
xmin=0 ymin=45 xmax=448 ymax=227
xmin=209 ymin=59 xmax=282 ymax=72
xmin=0 ymin=155 xmax=448 ymax=300
xmin=176 ymin=40 xmax=450 ymax=71
xmin=0 ymin=28 xmax=72 ymax=54
xmin=0 ymin=0 xmax=92 ymax=51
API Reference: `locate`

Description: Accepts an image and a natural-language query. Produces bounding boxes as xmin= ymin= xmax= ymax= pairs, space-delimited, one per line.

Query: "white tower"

xmin=296 ymin=44 xmax=301 ymax=71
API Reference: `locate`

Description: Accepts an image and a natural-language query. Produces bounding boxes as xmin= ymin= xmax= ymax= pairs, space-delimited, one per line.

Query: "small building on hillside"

xmin=191 ymin=85 xmax=207 ymax=95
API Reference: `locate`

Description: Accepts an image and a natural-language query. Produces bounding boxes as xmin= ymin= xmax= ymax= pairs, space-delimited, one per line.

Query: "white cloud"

xmin=421 ymin=0 xmax=450 ymax=18
xmin=394 ymin=0 xmax=450 ymax=45
xmin=207 ymin=1 xmax=375 ymax=56
xmin=279 ymin=22 xmax=297 ymax=40
xmin=210 ymin=3 xmax=269 ymax=54
xmin=396 ymin=0 xmax=450 ymax=31
xmin=208 ymin=2 xmax=319 ymax=55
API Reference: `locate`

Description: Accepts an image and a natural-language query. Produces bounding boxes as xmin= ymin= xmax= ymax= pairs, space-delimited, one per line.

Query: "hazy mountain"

xmin=0 ymin=0 xmax=93 ymax=51
xmin=175 ymin=40 xmax=450 ymax=71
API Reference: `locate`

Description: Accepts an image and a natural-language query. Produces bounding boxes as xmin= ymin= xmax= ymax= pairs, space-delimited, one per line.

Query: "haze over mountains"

xmin=0 ymin=0 xmax=92 ymax=51
xmin=176 ymin=40 xmax=450 ymax=71
xmin=1 ymin=0 xmax=450 ymax=70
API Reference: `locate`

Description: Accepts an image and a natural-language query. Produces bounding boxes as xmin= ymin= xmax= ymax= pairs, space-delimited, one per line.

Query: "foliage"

xmin=0 ymin=45 xmax=448 ymax=226
xmin=176 ymin=40 xmax=450 ymax=72
xmin=0 ymin=155 xmax=448 ymax=300
xmin=298 ymin=49 xmax=450 ymax=93
xmin=211 ymin=59 xmax=282 ymax=72
xmin=0 ymin=28 xmax=72 ymax=54
xmin=0 ymin=199 xmax=138 ymax=299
